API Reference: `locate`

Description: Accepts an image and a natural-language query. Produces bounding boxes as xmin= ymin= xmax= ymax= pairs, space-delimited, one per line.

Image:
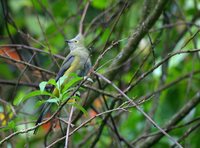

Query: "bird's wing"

xmin=55 ymin=54 xmax=74 ymax=82
xmin=34 ymin=54 xmax=75 ymax=134
xmin=34 ymin=103 xmax=51 ymax=134
xmin=79 ymin=56 xmax=91 ymax=76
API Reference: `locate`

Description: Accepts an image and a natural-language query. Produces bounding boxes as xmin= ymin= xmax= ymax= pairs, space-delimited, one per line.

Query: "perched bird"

xmin=34 ymin=33 xmax=91 ymax=134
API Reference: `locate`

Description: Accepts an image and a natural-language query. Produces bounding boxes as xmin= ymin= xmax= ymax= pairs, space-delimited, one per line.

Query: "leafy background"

xmin=0 ymin=0 xmax=200 ymax=147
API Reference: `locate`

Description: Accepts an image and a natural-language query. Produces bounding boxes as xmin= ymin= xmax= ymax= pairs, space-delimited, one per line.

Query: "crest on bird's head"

xmin=66 ymin=33 xmax=85 ymax=50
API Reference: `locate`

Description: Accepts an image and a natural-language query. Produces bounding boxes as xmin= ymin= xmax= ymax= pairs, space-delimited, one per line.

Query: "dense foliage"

xmin=0 ymin=0 xmax=200 ymax=147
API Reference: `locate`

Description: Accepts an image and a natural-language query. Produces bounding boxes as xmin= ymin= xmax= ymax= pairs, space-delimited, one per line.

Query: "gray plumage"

xmin=34 ymin=34 xmax=91 ymax=134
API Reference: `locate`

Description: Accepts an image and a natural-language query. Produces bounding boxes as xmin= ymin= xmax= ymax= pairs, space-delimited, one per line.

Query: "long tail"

xmin=34 ymin=103 xmax=51 ymax=134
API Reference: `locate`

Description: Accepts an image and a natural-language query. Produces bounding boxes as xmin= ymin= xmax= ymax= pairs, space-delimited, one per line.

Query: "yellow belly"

xmin=52 ymin=56 xmax=81 ymax=97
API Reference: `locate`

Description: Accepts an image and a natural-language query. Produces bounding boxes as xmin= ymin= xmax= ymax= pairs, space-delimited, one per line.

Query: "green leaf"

xmin=39 ymin=79 xmax=57 ymax=92
xmin=34 ymin=100 xmax=46 ymax=109
xmin=91 ymin=0 xmax=111 ymax=9
xmin=62 ymin=76 xmax=82 ymax=93
xmin=45 ymin=98 xmax=59 ymax=105
xmin=72 ymin=95 xmax=81 ymax=101
xmin=57 ymin=75 xmax=68 ymax=87
xmin=48 ymin=78 xmax=57 ymax=86
xmin=72 ymin=102 xmax=88 ymax=116
xmin=39 ymin=81 xmax=48 ymax=92
xmin=0 ymin=123 xmax=14 ymax=132
xmin=16 ymin=90 xmax=53 ymax=105
xmin=13 ymin=91 xmax=26 ymax=106
xmin=60 ymin=93 xmax=70 ymax=102
xmin=7 ymin=121 xmax=17 ymax=131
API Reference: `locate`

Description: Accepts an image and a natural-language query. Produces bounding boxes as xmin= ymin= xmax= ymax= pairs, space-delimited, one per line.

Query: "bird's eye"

xmin=74 ymin=40 xmax=78 ymax=43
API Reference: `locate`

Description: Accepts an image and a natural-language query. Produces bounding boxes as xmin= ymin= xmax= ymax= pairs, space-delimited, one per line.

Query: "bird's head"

xmin=66 ymin=33 xmax=84 ymax=50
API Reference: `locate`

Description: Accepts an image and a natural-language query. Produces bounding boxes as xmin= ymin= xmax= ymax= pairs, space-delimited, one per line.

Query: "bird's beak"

xmin=65 ymin=40 xmax=72 ymax=43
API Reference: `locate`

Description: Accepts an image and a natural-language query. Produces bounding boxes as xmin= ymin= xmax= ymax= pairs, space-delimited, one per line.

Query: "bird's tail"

xmin=34 ymin=103 xmax=51 ymax=134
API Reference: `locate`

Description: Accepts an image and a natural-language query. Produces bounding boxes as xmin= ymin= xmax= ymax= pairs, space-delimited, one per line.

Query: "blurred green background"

xmin=0 ymin=0 xmax=200 ymax=147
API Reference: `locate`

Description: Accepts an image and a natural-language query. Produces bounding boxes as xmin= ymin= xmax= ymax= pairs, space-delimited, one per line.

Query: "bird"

xmin=34 ymin=33 xmax=91 ymax=134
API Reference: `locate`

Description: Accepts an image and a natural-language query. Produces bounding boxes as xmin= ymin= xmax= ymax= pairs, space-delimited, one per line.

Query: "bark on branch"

xmin=138 ymin=92 xmax=200 ymax=148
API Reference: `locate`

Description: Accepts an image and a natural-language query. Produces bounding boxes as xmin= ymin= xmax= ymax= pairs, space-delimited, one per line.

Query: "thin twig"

xmin=0 ymin=78 xmax=87 ymax=145
xmin=12 ymin=52 xmax=36 ymax=100
xmin=84 ymin=1 xmax=121 ymax=36
xmin=138 ymin=92 xmax=200 ymax=147
xmin=79 ymin=0 xmax=90 ymax=34
xmin=90 ymin=101 xmax=116 ymax=148
xmin=93 ymin=71 xmax=182 ymax=148
xmin=58 ymin=117 xmax=75 ymax=127
xmin=0 ymin=44 xmax=65 ymax=60
xmin=0 ymin=98 xmax=16 ymax=116
xmin=131 ymin=117 xmax=200 ymax=145
xmin=64 ymin=106 xmax=74 ymax=148
xmin=0 ymin=80 xmax=39 ymax=88
xmin=31 ymin=0 xmax=60 ymax=69
xmin=124 ymin=48 xmax=200 ymax=93
xmin=0 ymin=54 xmax=56 ymax=75
xmin=47 ymin=106 xmax=129 ymax=147
xmin=171 ymin=122 xmax=200 ymax=148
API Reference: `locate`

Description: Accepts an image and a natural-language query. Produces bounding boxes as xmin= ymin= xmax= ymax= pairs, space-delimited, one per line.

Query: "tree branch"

xmin=93 ymin=71 xmax=182 ymax=148
xmin=138 ymin=92 xmax=200 ymax=148
xmin=73 ymin=0 xmax=170 ymax=123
